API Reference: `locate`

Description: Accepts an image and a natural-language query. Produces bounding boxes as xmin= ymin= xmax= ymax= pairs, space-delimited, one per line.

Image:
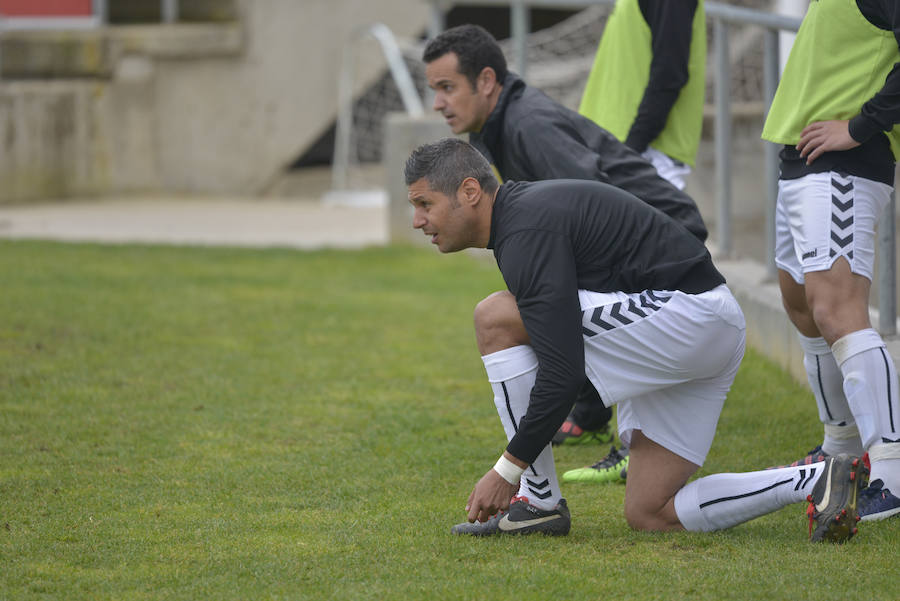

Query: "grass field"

xmin=1 ymin=240 xmax=898 ymax=601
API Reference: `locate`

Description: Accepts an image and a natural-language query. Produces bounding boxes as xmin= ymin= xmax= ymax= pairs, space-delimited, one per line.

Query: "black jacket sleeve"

xmin=625 ymin=0 xmax=698 ymax=153
xmin=496 ymin=229 xmax=586 ymax=464
xmin=849 ymin=0 xmax=900 ymax=143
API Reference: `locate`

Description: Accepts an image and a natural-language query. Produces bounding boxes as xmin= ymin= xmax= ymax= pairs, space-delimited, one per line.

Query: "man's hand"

xmin=465 ymin=468 xmax=519 ymax=523
xmin=796 ymin=120 xmax=860 ymax=165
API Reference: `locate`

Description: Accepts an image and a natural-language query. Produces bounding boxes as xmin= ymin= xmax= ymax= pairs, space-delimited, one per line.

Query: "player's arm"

xmin=624 ymin=0 xmax=697 ymax=153
xmin=465 ymin=230 xmax=584 ymax=522
xmin=798 ymin=0 xmax=900 ymax=164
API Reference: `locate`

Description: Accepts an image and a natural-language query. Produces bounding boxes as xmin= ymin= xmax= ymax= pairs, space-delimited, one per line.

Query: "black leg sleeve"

xmin=569 ymin=380 xmax=612 ymax=431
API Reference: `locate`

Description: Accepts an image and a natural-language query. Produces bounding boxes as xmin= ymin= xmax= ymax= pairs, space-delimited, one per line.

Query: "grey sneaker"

xmin=806 ymin=454 xmax=864 ymax=543
xmin=450 ymin=496 xmax=570 ymax=536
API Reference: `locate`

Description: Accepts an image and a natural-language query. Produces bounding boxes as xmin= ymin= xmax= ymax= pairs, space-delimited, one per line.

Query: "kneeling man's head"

xmin=404 ymin=138 xmax=498 ymax=253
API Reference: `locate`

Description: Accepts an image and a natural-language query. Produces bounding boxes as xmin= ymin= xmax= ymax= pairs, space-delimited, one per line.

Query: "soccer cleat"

xmin=767 ymin=444 xmax=828 ymax=470
xmin=858 ymin=479 xmax=900 ymax=522
xmin=450 ymin=496 xmax=570 ymax=536
xmin=551 ymin=419 xmax=613 ymax=446
xmin=561 ymin=446 xmax=629 ymax=483
xmin=806 ymin=454 xmax=864 ymax=543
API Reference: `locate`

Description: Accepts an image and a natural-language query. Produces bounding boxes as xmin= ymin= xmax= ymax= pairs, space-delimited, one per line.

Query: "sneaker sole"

xmin=860 ymin=505 xmax=900 ymax=522
xmin=809 ymin=456 xmax=863 ymax=543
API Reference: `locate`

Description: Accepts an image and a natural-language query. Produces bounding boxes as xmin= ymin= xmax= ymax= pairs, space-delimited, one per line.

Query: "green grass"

xmin=1 ymin=240 xmax=897 ymax=601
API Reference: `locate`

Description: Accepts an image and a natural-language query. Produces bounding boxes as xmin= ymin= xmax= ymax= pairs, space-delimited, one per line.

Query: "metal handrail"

xmin=424 ymin=0 xmax=897 ymax=336
xmin=331 ymin=22 xmax=424 ymax=192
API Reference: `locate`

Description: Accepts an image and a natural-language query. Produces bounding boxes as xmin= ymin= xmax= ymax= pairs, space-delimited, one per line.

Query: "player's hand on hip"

xmin=466 ymin=469 xmax=518 ymax=523
xmin=797 ymin=120 xmax=859 ymax=165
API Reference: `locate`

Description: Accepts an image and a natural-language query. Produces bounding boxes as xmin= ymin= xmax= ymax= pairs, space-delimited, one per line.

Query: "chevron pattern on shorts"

xmin=582 ymin=291 xmax=672 ymax=338
xmin=830 ymin=173 xmax=854 ymax=261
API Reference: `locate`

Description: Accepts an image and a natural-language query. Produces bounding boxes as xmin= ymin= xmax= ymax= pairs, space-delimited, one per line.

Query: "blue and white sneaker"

xmin=858 ymin=479 xmax=900 ymax=522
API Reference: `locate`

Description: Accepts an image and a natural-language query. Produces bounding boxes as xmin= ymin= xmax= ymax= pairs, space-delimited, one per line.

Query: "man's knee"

xmin=623 ymin=499 xmax=676 ymax=532
xmin=805 ymin=280 xmax=872 ymax=343
xmin=623 ymin=503 xmax=653 ymax=531
xmin=778 ymin=270 xmax=819 ymax=336
xmin=474 ymin=291 xmax=530 ymax=355
xmin=623 ymin=432 xmax=695 ymax=532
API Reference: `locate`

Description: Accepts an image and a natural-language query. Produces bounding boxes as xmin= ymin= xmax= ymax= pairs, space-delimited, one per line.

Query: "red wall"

xmin=0 ymin=0 xmax=93 ymax=16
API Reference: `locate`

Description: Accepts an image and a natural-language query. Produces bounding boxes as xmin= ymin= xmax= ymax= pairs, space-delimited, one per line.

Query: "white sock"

xmin=867 ymin=443 xmax=900 ymax=493
xmin=797 ymin=334 xmax=863 ymax=456
xmin=833 ymin=329 xmax=900 ymax=491
xmin=482 ymin=345 xmax=561 ymax=510
xmin=674 ymin=464 xmax=823 ymax=531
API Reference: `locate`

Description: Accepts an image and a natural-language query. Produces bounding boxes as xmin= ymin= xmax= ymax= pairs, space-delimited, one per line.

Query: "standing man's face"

xmin=425 ymin=53 xmax=494 ymax=135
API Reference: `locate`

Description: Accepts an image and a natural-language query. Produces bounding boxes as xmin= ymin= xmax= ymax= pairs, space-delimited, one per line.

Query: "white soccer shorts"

xmin=642 ymin=146 xmax=691 ymax=191
xmin=579 ymin=284 xmax=746 ymax=466
xmin=775 ymin=171 xmax=892 ymax=284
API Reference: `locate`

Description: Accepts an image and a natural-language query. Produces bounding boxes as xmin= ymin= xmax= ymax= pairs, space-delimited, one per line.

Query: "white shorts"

xmin=579 ymin=284 xmax=746 ymax=466
xmin=775 ymin=172 xmax=892 ymax=285
xmin=642 ymin=146 xmax=691 ymax=191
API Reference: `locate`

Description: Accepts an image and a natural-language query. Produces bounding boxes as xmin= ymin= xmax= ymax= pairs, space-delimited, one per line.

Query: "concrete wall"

xmin=0 ymin=0 xmax=430 ymax=203
xmin=152 ymin=0 xmax=430 ymax=195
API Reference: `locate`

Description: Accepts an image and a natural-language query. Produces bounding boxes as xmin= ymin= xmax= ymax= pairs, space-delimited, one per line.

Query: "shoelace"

xmin=806 ymin=498 xmax=815 ymax=537
xmin=590 ymin=446 xmax=625 ymax=470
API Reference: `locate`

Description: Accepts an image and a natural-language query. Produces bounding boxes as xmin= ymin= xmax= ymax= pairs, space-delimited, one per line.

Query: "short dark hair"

xmin=404 ymin=138 xmax=499 ymax=197
xmin=422 ymin=24 xmax=508 ymax=90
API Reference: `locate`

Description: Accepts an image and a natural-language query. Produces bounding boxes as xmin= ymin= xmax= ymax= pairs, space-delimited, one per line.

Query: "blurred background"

xmin=0 ymin=0 xmax=799 ymax=226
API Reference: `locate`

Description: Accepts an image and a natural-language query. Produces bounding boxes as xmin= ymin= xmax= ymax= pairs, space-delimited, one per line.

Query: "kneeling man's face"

xmin=407 ymin=178 xmax=472 ymax=253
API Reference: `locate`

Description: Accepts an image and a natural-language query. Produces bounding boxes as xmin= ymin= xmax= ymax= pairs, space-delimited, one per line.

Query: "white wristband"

xmin=493 ymin=455 xmax=524 ymax=485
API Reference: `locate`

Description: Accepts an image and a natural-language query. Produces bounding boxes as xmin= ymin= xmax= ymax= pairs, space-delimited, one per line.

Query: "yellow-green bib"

xmin=762 ymin=0 xmax=900 ymax=160
xmin=578 ymin=0 xmax=706 ymax=166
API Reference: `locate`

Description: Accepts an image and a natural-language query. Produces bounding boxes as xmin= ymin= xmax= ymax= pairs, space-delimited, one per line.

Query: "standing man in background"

xmin=761 ymin=0 xmax=900 ymax=522
xmin=579 ymin=0 xmax=706 ymax=191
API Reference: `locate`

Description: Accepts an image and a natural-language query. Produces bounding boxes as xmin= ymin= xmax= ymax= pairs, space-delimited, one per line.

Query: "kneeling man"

xmin=405 ymin=138 xmax=864 ymax=542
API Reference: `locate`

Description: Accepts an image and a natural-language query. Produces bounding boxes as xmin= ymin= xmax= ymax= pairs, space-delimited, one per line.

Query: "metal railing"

xmin=331 ymin=22 xmax=425 ymax=194
xmin=424 ymin=0 xmax=897 ymax=335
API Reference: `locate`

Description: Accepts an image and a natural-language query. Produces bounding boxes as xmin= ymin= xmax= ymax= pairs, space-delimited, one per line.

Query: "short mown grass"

xmin=1 ymin=240 xmax=897 ymax=601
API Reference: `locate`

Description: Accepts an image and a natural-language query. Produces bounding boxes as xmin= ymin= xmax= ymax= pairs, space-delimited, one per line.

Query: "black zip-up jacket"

xmin=468 ymin=73 xmax=709 ymax=242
